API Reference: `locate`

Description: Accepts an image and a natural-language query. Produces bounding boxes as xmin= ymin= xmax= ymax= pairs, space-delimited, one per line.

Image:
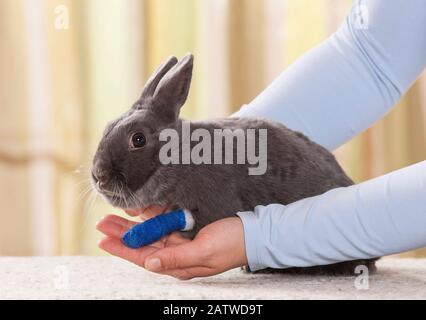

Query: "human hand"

xmin=96 ymin=212 xmax=247 ymax=280
xmin=124 ymin=205 xmax=168 ymax=220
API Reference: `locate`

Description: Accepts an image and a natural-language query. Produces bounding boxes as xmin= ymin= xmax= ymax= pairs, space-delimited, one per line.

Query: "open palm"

xmin=96 ymin=208 xmax=247 ymax=280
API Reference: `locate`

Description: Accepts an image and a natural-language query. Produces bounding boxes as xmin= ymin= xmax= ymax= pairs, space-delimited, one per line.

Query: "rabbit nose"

xmin=92 ymin=169 xmax=110 ymax=189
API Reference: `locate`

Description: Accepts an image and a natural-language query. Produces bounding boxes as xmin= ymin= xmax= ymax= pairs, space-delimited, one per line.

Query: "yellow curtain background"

xmin=0 ymin=0 xmax=425 ymax=257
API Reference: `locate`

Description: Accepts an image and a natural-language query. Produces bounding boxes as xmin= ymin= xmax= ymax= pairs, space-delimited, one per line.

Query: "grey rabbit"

xmin=92 ymin=54 xmax=377 ymax=275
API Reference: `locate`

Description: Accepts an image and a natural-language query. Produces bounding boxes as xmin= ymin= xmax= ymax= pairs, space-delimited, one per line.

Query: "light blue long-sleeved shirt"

xmin=234 ymin=0 xmax=426 ymax=271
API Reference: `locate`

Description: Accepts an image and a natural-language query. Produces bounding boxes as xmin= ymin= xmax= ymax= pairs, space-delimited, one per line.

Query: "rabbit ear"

xmin=151 ymin=53 xmax=194 ymax=121
xmin=140 ymin=56 xmax=178 ymax=100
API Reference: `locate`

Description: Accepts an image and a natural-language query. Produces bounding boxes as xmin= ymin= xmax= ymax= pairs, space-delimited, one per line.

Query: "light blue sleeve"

xmin=237 ymin=161 xmax=426 ymax=270
xmin=233 ymin=0 xmax=426 ymax=150
xmin=234 ymin=0 xmax=426 ymax=270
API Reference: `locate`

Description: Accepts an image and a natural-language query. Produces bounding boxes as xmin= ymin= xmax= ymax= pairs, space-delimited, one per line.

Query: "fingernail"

xmin=145 ymin=258 xmax=162 ymax=271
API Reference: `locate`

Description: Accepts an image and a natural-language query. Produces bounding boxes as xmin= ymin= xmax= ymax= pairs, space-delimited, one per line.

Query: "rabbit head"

xmin=91 ymin=54 xmax=193 ymax=209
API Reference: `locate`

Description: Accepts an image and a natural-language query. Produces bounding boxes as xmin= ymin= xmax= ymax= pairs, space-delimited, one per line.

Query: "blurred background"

xmin=0 ymin=0 xmax=425 ymax=257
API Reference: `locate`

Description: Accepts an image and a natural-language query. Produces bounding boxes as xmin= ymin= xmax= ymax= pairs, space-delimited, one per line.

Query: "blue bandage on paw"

xmin=121 ymin=209 xmax=194 ymax=249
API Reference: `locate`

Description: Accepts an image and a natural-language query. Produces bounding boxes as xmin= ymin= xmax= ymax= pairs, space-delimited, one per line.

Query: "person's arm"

xmin=234 ymin=0 xmax=426 ymax=270
xmin=234 ymin=0 xmax=426 ymax=150
xmin=237 ymin=161 xmax=426 ymax=270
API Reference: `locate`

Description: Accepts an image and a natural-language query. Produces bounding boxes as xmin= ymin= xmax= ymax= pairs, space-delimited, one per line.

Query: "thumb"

xmin=144 ymin=241 xmax=206 ymax=272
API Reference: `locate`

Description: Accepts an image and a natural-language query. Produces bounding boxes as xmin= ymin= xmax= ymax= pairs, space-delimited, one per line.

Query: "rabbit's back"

xmin=163 ymin=117 xmax=353 ymax=228
xmin=237 ymin=116 xmax=353 ymax=203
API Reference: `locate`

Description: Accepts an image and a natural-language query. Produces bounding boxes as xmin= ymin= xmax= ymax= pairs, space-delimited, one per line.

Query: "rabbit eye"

xmin=130 ymin=132 xmax=146 ymax=149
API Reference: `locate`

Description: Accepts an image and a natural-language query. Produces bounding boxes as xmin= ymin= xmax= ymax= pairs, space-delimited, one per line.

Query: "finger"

xmin=160 ymin=266 xmax=217 ymax=280
xmin=125 ymin=209 xmax=143 ymax=217
xmin=100 ymin=214 xmax=138 ymax=228
xmin=99 ymin=237 xmax=216 ymax=280
xmin=98 ymin=215 xmax=170 ymax=248
xmin=96 ymin=220 xmax=130 ymax=239
xmin=164 ymin=232 xmax=192 ymax=246
xmin=151 ymin=232 xmax=190 ymax=248
xmin=143 ymin=205 xmax=169 ymax=219
xmin=98 ymin=236 xmax=160 ymax=266
xmin=144 ymin=241 xmax=209 ymax=272
xmin=96 ymin=215 xmax=137 ymax=239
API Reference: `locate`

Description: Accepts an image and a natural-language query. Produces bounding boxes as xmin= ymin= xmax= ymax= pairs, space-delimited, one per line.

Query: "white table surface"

xmin=0 ymin=256 xmax=425 ymax=300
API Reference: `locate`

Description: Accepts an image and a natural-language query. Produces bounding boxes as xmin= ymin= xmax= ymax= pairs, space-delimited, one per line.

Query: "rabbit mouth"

xmin=99 ymin=189 xmax=131 ymax=209
xmin=99 ymin=187 xmax=120 ymax=198
xmin=95 ymin=181 xmax=142 ymax=210
xmin=90 ymin=171 xmax=143 ymax=209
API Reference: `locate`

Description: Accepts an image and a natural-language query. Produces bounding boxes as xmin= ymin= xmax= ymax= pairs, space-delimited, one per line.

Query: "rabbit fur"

xmin=92 ymin=54 xmax=377 ymax=275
